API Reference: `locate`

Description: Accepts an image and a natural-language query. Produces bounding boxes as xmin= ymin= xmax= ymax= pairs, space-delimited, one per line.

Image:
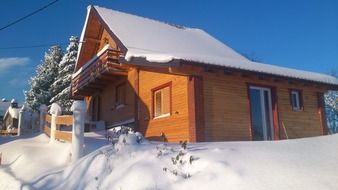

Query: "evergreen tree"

xmin=50 ymin=36 xmax=79 ymax=113
xmin=324 ymin=71 xmax=338 ymax=134
xmin=24 ymin=45 xmax=63 ymax=110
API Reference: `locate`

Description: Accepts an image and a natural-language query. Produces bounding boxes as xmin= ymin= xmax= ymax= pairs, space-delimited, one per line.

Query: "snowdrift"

xmin=5 ymin=133 xmax=335 ymax=190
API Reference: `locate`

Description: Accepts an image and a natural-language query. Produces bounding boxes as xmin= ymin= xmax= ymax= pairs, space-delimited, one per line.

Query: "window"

xmin=290 ymin=89 xmax=303 ymax=111
xmin=115 ymin=83 xmax=126 ymax=107
xmin=153 ymin=83 xmax=171 ymax=118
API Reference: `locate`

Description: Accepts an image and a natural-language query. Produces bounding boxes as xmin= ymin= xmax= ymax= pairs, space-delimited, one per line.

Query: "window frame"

xmin=289 ymin=89 xmax=303 ymax=111
xmin=151 ymin=82 xmax=172 ymax=119
xmin=115 ymin=82 xmax=126 ymax=108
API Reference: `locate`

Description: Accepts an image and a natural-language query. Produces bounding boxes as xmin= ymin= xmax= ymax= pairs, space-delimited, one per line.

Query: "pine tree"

xmin=325 ymin=90 xmax=338 ymax=134
xmin=50 ymin=36 xmax=79 ymax=113
xmin=24 ymin=45 xmax=63 ymax=110
xmin=324 ymin=70 xmax=338 ymax=133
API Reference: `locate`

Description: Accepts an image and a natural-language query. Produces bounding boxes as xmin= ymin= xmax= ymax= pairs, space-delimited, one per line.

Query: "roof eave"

xmin=180 ymin=60 xmax=338 ymax=89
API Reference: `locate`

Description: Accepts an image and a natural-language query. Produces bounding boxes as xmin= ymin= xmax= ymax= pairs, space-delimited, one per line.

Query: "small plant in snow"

xmin=93 ymin=148 xmax=116 ymax=189
xmin=161 ymin=141 xmax=198 ymax=179
xmin=102 ymin=148 xmax=116 ymax=174
xmin=156 ymin=143 xmax=175 ymax=157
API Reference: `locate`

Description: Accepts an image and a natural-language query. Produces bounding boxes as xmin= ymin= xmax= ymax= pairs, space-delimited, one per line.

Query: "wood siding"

xmin=203 ymin=73 xmax=251 ymax=141
xmin=201 ymin=70 xmax=327 ymax=141
xmin=278 ymin=87 xmax=324 ymax=139
xmin=97 ymin=28 xmax=117 ymax=51
xmin=87 ymin=69 xmax=137 ymax=127
xmin=138 ymin=70 xmax=190 ymax=142
xmin=76 ymin=11 xmax=102 ymax=69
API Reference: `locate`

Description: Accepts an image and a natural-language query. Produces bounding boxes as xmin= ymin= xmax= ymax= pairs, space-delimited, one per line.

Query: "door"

xmin=249 ymin=86 xmax=274 ymax=140
xmin=91 ymin=95 xmax=101 ymax=121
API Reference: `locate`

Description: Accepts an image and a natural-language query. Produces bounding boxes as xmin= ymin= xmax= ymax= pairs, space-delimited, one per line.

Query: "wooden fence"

xmin=44 ymin=114 xmax=73 ymax=142
xmin=0 ymin=129 xmax=18 ymax=135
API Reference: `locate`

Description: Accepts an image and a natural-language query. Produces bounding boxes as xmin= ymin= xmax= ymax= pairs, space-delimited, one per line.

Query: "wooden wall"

xmin=86 ymin=69 xmax=137 ymax=127
xmin=138 ymin=70 xmax=190 ymax=142
xmin=97 ymin=28 xmax=117 ymax=51
xmin=76 ymin=11 xmax=102 ymax=69
xmin=84 ymin=67 xmax=192 ymax=142
xmin=277 ymin=87 xmax=324 ymax=139
xmin=84 ymin=62 xmax=326 ymax=142
xmin=201 ymin=69 xmax=327 ymax=141
xmin=202 ymin=72 xmax=251 ymax=141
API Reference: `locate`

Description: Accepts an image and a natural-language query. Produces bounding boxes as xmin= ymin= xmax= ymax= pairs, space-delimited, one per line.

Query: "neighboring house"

xmin=3 ymin=100 xmax=20 ymax=130
xmin=71 ymin=6 xmax=338 ymax=142
xmin=3 ymin=99 xmax=20 ymax=130
xmin=0 ymin=100 xmax=11 ymax=130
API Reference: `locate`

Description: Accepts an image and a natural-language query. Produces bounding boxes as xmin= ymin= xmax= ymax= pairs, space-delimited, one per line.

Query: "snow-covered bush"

xmin=106 ymin=126 xmax=133 ymax=143
xmin=107 ymin=126 xmax=147 ymax=146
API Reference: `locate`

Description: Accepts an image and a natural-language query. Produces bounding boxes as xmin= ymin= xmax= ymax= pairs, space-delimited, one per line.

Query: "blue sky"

xmin=0 ymin=0 xmax=337 ymax=103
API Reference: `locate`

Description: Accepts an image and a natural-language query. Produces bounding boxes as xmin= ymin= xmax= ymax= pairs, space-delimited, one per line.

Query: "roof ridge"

xmin=92 ymin=5 xmax=201 ymax=31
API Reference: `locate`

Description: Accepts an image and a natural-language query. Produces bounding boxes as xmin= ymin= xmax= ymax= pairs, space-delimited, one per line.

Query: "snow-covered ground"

xmin=1 ymin=133 xmax=338 ymax=190
xmin=0 ymin=132 xmax=109 ymax=190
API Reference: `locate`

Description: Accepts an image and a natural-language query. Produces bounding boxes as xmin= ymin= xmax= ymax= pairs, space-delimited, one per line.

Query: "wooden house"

xmin=71 ymin=6 xmax=338 ymax=142
xmin=3 ymin=100 xmax=19 ymax=131
xmin=0 ymin=101 xmax=11 ymax=130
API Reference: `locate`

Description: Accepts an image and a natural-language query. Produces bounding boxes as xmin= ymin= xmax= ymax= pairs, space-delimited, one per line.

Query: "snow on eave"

xmin=126 ymin=51 xmax=338 ymax=86
xmin=249 ymin=61 xmax=338 ymax=86
xmin=186 ymin=57 xmax=338 ymax=86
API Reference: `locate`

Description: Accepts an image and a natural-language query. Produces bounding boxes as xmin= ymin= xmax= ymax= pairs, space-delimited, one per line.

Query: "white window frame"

xmin=153 ymin=86 xmax=171 ymax=119
xmin=250 ymin=86 xmax=274 ymax=140
xmin=291 ymin=90 xmax=301 ymax=111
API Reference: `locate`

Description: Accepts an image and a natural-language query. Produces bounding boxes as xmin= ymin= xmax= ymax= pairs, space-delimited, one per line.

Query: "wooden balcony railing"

xmin=71 ymin=48 xmax=128 ymax=97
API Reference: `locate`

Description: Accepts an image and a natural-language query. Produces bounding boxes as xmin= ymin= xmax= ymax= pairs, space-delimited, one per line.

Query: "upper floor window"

xmin=153 ymin=83 xmax=171 ymax=119
xmin=116 ymin=83 xmax=126 ymax=108
xmin=290 ymin=89 xmax=303 ymax=111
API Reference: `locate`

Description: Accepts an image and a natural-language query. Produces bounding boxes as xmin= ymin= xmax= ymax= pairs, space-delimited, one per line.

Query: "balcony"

xmin=71 ymin=47 xmax=128 ymax=98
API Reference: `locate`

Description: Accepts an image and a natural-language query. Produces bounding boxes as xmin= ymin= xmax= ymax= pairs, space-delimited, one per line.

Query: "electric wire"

xmin=0 ymin=0 xmax=60 ymax=31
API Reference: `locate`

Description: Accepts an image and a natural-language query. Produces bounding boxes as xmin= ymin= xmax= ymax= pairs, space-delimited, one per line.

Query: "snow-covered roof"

xmin=79 ymin=6 xmax=338 ymax=86
xmin=4 ymin=106 xmax=20 ymax=119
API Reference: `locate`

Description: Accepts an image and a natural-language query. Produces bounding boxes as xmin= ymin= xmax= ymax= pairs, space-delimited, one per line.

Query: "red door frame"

xmin=317 ymin=92 xmax=328 ymax=135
